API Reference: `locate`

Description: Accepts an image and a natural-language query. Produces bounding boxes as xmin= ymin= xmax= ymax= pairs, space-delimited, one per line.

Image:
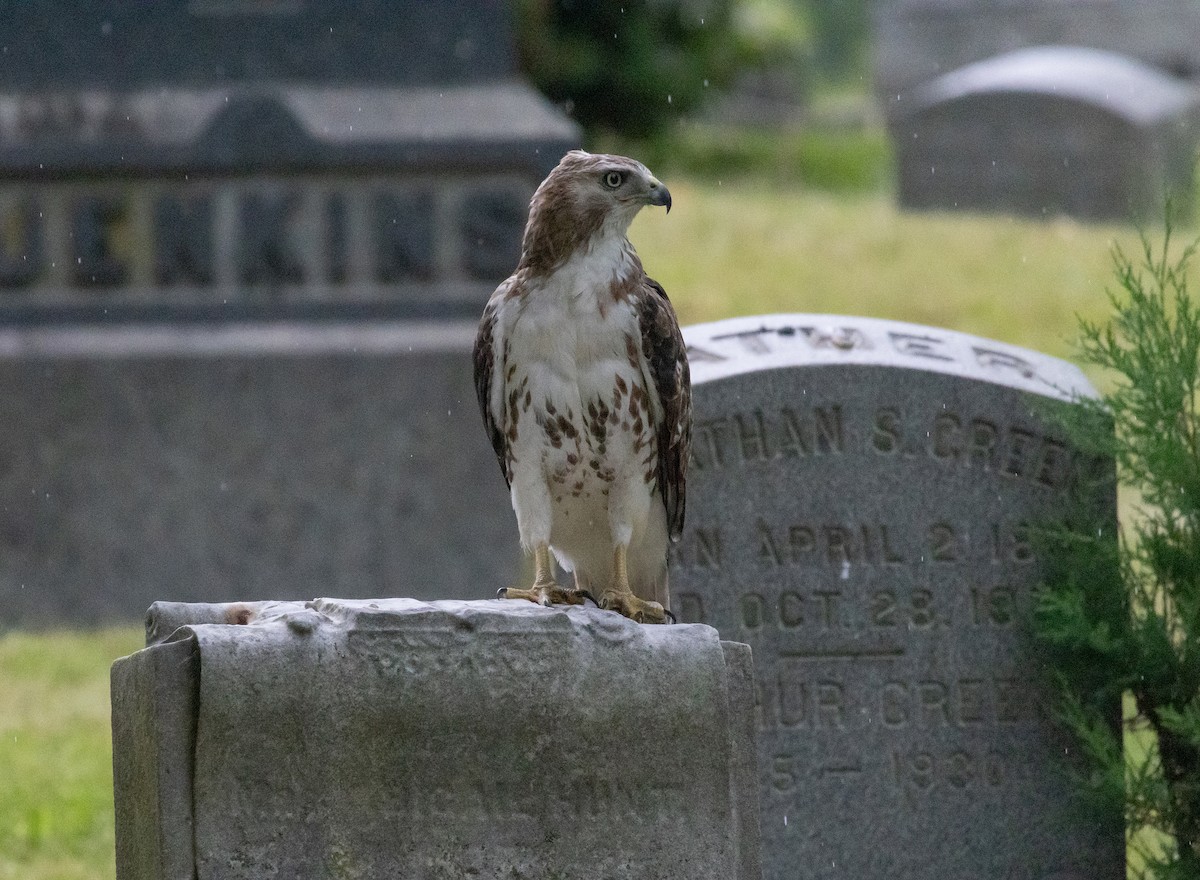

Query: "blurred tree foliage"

xmin=512 ymin=1 xmax=873 ymax=140
xmin=515 ymin=0 xmax=742 ymax=138
xmin=800 ymin=0 xmax=871 ymax=80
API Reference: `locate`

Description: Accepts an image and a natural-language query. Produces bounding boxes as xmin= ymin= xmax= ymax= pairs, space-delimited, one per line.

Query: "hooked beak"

xmin=647 ymin=179 xmax=672 ymax=213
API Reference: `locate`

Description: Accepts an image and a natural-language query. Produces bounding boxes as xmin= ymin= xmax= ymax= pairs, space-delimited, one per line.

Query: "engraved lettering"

xmin=815 ymin=405 xmax=844 ymax=453
xmin=871 ymin=590 xmax=897 ymax=627
xmin=882 ymin=682 xmax=908 ymax=727
xmin=0 ymin=197 xmax=43 ymax=286
xmin=799 ymin=325 xmax=871 ymax=351
xmin=691 ymin=418 xmax=728 ymax=470
xmin=71 ymin=194 xmax=128 ymax=286
xmin=889 ymin=331 xmax=955 ymax=361
xmin=1036 ymin=438 xmax=1070 ymax=489
xmin=777 ymin=677 xmax=845 ymax=729
xmin=757 ymin=519 xmax=783 ymax=566
xmin=931 ymin=412 xmax=961 ymax=459
xmin=813 ymin=590 xmax=841 ymax=629
xmin=695 ymin=527 xmax=722 ymax=569
xmin=735 ymin=410 xmax=771 ymax=461
xmin=973 ymin=346 xmax=1038 ymax=379
xmin=788 ymin=525 xmax=816 ymax=562
xmin=873 ymin=407 xmax=902 ymax=454
xmin=325 ymin=192 xmax=347 ymax=283
xmin=928 ymin=523 xmax=958 ymax=561
xmin=779 ymin=407 xmax=812 ymax=456
xmin=741 ymin=593 xmax=765 ymax=630
xmin=995 ymin=678 xmax=1021 ymax=722
xmin=374 ymin=190 xmax=434 ymax=281
xmin=967 ymin=419 xmax=999 ymax=470
xmin=1002 ymin=428 xmax=1038 ymax=478
xmin=460 ymin=187 xmax=525 ymax=280
xmin=892 ymin=749 xmax=1005 ymax=791
xmin=238 ymin=192 xmax=303 ymax=284
xmin=958 ymin=678 xmax=985 ymax=723
xmin=779 ymin=591 xmax=804 ymax=627
xmin=154 ymin=194 xmax=214 ymax=285
xmin=970 ymin=586 xmax=1016 ymax=627
xmin=711 ymin=327 xmax=772 ymax=354
xmin=771 ymin=754 xmax=798 ymax=792
xmin=825 ymin=525 xmax=855 ymax=565
xmin=685 ymin=344 xmax=727 ymax=363
xmin=918 ymin=681 xmax=950 ymax=726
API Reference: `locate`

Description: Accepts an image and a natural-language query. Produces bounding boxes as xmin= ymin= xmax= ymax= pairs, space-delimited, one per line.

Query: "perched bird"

xmin=473 ymin=151 xmax=691 ymax=623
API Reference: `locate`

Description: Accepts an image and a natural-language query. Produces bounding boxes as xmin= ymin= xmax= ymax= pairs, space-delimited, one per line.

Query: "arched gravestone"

xmin=670 ymin=314 xmax=1121 ymax=880
xmin=887 ymin=46 xmax=1200 ymax=221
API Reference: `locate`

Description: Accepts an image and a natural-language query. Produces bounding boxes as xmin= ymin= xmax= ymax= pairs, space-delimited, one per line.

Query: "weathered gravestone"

xmin=112 ymin=598 xmax=762 ymax=880
xmin=0 ymin=1 xmax=579 ymax=624
xmin=875 ymin=0 xmax=1200 ymax=102
xmin=887 ymin=46 xmax=1200 ymax=221
xmin=669 ymin=314 xmax=1121 ymax=880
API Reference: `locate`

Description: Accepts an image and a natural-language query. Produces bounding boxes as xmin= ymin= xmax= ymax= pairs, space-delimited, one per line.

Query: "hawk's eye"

xmin=603 ymin=170 xmax=624 ymax=189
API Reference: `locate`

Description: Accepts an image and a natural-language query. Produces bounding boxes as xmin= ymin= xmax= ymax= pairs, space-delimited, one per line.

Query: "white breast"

xmin=492 ymin=233 xmax=664 ymax=586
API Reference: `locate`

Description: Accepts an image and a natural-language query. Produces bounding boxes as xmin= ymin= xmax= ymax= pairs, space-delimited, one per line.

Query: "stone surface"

xmin=112 ymin=598 xmax=762 ymax=880
xmin=887 ymin=46 xmax=1200 ymax=220
xmin=1 ymin=1 xmax=579 ymax=623
xmin=0 ymin=322 xmax=522 ymax=625
xmin=0 ymin=1 xmax=578 ymax=322
xmin=0 ymin=1 xmax=514 ymax=90
xmin=669 ymin=314 xmax=1121 ymax=880
xmin=874 ymin=0 xmax=1200 ymax=101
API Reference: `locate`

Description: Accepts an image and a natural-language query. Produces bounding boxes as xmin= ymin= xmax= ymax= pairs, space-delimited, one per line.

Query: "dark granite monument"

xmin=0 ymin=1 xmax=579 ymax=624
xmin=888 ymin=46 xmax=1200 ymax=220
xmin=669 ymin=314 xmax=1121 ymax=880
xmin=112 ymin=598 xmax=762 ymax=880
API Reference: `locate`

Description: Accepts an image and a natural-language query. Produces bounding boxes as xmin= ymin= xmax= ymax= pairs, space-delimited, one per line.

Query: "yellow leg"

xmin=498 ymin=544 xmax=590 ymax=607
xmin=597 ymin=544 xmax=669 ymax=624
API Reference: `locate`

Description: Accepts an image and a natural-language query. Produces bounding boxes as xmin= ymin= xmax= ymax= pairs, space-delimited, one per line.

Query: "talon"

xmin=664 ymin=608 xmax=677 ymax=624
xmin=597 ymin=590 xmax=668 ymax=624
xmin=496 ymin=587 xmax=509 ymax=598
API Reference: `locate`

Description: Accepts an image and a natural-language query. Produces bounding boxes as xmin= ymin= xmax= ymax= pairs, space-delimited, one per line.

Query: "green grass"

xmin=2 ymin=175 xmax=1184 ymax=879
xmin=631 ymin=178 xmax=1145 ymax=368
xmin=0 ymin=628 xmax=143 ymax=880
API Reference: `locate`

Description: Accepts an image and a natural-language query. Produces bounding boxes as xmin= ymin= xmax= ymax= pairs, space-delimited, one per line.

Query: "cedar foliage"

xmin=1035 ymin=221 xmax=1200 ymax=878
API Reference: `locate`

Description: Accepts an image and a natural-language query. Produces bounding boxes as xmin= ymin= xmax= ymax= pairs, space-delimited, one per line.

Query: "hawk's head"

xmin=520 ymin=150 xmax=672 ymax=275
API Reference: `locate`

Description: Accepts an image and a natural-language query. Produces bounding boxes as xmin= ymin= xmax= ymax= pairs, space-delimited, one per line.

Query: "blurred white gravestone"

xmin=888 ymin=46 xmax=1200 ymax=221
xmin=669 ymin=314 xmax=1121 ymax=880
xmin=112 ymin=598 xmax=762 ymax=880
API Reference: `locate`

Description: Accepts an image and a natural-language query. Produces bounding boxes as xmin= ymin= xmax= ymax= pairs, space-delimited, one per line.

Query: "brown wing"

xmin=473 ymin=295 xmax=510 ymax=487
xmin=635 ymin=277 xmax=692 ymax=541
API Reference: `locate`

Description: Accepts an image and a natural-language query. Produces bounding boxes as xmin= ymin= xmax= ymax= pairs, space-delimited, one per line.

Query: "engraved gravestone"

xmin=887 ymin=46 xmax=1200 ymax=220
xmin=0 ymin=1 xmax=579 ymax=623
xmin=669 ymin=314 xmax=1121 ymax=880
xmin=111 ymin=598 xmax=762 ymax=880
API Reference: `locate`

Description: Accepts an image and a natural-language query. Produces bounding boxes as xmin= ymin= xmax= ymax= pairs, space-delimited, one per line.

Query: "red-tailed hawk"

xmin=473 ymin=150 xmax=691 ymax=623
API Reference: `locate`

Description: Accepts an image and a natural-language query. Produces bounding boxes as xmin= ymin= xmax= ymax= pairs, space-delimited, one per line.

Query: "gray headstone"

xmin=0 ymin=1 xmax=579 ymax=323
xmin=0 ymin=2 xmax=580 ymax=623
xmin=874 ymin=0 xmax=1200 ymax=101
xmin=0 ymin=321 xmax=522 ymax=625
xmin=887 ymin=46 xmax=1200 ymax=220
xmin=112 ymin=598 xmax=762 ymax=880
xmin=669 ymin=314 xmax=1121 ymax=880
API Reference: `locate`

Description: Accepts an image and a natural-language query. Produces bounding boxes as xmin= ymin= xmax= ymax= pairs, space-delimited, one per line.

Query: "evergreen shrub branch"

xmin=1036 ymin=219 xmax=1200 ymax=878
